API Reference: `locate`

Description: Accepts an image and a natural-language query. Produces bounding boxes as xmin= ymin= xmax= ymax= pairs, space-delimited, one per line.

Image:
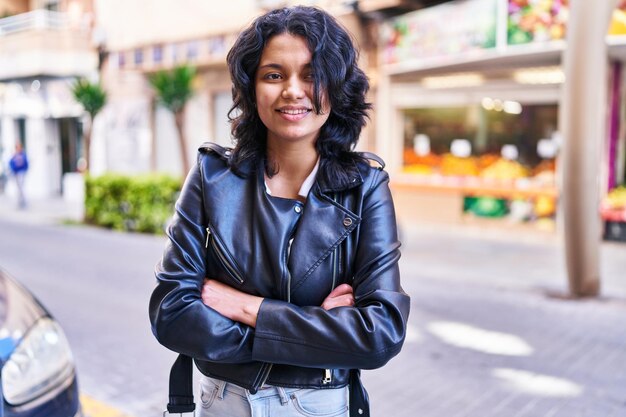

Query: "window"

xmin=186 ymin=41 xmax=198 ymax=60
xmin=402 ymin=104 xmax=559 ymax=175
xmin=153 ymin=45 xmax=163 ymax=64
xmin=43 ymin=0 xmax=60 ymax=11
xmin=208 ymin=36 xmax=226 ymax=57
xmin=134 ymin=48 xmax=143 ymax=65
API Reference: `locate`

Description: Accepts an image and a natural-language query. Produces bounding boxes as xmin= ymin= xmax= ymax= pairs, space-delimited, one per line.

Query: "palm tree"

xmin=149 ymin=65 xmax=196 ymax=176
xmin=71 ymin=79 xmax=107 ymax=172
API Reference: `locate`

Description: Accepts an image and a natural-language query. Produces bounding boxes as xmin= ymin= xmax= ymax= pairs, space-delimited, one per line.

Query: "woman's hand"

xmin=321 ymin=284 xmax=354 ymax=310
xmin=202 ymin=279 xmax=263 ymax=328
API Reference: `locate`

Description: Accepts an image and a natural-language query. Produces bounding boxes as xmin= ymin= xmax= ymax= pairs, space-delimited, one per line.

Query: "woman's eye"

xmin=264 ymin=73 xmax=282 ymax=80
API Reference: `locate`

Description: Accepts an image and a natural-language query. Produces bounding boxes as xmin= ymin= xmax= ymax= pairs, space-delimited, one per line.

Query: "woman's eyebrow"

xmin=258 ymin=63 xmax=283 ymax=70
xmin=258 ymin=63 xmax=313 ymax=70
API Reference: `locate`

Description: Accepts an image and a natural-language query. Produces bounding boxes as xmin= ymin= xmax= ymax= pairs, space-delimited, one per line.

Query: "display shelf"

xmin=392 ymin=173 xmax=557 ymax=200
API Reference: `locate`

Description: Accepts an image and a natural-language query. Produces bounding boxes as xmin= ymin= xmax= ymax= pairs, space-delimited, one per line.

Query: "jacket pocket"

xmin=205 ymin=224 xmax=245 ymax=284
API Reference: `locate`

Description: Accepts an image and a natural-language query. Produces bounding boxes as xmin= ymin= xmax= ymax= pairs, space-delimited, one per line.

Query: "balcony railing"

xmin=0 ymin=10 xmax=69 ymax=36
xmin=0 ymin=9 xmax=96 ymax=79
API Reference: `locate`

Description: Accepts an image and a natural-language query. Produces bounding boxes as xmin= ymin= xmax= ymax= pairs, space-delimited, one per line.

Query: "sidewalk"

xmin=0 ymin=194 xmax=77 ymax=226
xmin=381 ymin=223 xmax=626 ymax=417
xmin=398 ymin=219 xmax=626 ymax=301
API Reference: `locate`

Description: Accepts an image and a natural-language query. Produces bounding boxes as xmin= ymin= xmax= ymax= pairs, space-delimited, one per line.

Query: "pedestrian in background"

xmin=9 ymin=143 xmax=28 ymax=209
xmin=150 ymin=6 xmax=410 ymax=417
xmin=0 ymin=159 xmax=7 ymax=194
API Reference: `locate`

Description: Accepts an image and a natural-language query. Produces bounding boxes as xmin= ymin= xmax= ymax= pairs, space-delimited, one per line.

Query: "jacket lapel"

xmin=288 ymin=185 xmax=360 ymax=291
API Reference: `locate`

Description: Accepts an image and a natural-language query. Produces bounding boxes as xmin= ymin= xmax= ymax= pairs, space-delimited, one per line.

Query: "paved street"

xmin=0 ymin=196 xmax=625 ymax=417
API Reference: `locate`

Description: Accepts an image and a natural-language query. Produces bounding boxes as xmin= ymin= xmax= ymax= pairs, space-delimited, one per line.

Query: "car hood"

xmin=0 ymin=270 xmax=47 ymax=362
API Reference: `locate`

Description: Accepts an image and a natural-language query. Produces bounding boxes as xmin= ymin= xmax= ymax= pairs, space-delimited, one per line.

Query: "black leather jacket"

xmin=149 ymin=143 xmax=410 ymax=394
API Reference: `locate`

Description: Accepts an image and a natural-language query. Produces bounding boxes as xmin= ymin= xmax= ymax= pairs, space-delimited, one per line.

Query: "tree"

xmin=71 ymin=79 xmax=107 ymax=173
xmin=148 ymin=65 xmax=196 ymax=176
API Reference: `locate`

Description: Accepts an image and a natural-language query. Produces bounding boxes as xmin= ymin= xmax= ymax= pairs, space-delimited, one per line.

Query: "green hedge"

xmin=85 ymin=174 xmax=182 ymax=234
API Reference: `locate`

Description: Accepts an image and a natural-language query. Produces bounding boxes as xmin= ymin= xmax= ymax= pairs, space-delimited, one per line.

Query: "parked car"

xmin=0 ymin=268 xmax=81 ymax=417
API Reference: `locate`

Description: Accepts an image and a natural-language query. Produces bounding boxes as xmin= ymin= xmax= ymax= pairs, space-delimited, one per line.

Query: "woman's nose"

xmin=282 ymin=77 xmax=306 ymax=99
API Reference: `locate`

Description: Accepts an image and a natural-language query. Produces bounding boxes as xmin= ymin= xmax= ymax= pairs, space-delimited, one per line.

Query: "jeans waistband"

xmin=204 ymin=376 xmax=291 ymax=404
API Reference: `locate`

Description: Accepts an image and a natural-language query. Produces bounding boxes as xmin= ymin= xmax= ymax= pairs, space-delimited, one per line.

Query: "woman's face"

xmin=255 ymin=33 xmax=330 ymax=148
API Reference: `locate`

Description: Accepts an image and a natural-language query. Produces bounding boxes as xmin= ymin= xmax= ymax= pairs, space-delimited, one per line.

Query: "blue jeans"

xmin=198 ymin=375 xmax=349 ymax=417
xmin=14 ymin=172 xmax=26 ymax=208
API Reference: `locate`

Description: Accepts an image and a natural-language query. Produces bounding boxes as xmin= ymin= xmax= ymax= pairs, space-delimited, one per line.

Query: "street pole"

xmin=560 ymin=0 xmax=618 ymax=297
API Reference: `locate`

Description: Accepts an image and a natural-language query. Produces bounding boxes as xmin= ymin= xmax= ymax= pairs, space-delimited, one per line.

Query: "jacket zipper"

xmin=258 ymin=232 xmax=297 ymax=390
xmin=205 ymin=226 xmax=244 ymax=284
xmin=322 ymin=248 xmax=337 ymax=385
xmin=322 ymin=369 xmax=332 ymax=384
xmin=252 ymin=362 xmax=273 ymax=393
xmin=331 ymin=247 xmax=338 ymax=291
xmin=258 ymin=210 xmax=302 ymax=390
xmin=331 ymin=193 xmax=339 ymax=292
xmin=322 ymin=194 xmax=343 ymax=385
xmin=285 ymin=237 xmax=294 ymax=303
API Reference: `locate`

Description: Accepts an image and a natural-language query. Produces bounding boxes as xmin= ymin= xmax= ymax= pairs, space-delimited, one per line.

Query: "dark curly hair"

xmin=226 ymin=6 xmax=371 ymax=182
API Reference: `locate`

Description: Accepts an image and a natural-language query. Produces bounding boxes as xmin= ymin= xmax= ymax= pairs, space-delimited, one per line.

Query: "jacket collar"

xmin=316 ymin=158 xmax=364 ymax=194
xmin=199 ymin=142 xmax=365 ymax=193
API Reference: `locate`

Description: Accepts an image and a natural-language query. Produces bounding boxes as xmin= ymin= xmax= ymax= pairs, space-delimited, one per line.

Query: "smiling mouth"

xmin=277 ymin=108 xmax=311 ymax=115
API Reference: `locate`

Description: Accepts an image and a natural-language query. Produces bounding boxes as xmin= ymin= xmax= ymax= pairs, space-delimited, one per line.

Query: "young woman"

xmin=149 ymin=6 xmax=410 ymax=417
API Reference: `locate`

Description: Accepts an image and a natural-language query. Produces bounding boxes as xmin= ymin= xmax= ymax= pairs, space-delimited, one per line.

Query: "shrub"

xmin=85 ymin=174 xmax=182 ymax=234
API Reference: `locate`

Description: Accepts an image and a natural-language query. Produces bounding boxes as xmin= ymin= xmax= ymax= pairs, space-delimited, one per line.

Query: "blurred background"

xmin=0 ymin=1 xmax=625 ymax=417
xmin=1 ymin=0 xmax=626 ymax=239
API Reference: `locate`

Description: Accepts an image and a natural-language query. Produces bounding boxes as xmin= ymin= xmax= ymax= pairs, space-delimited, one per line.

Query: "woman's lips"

xmin=276 ymin=107 xmax=311 ymax=121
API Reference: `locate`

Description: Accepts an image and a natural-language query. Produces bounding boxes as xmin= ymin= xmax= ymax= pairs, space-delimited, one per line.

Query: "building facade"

xmin=0 ymin=0 xmax=97 ymax=199
xmin=376 ymin=0 xmax=626 ymax=231
xmin=93 ymin=0 xmax=388 ymax=178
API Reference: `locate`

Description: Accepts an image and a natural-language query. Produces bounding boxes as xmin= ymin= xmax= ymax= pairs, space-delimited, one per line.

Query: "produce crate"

xmin=603 ymin=221 xmax=626 ymax=242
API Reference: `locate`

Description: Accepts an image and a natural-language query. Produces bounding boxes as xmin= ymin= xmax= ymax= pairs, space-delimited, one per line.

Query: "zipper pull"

xmin=322 ymin=369 xmax=332 ymax=384
xmin=205 ymin=227 xmax=210 ymax=248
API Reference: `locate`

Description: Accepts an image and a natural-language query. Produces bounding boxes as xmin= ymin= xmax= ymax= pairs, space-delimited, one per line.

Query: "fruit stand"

xmin=395 ymin=147 xmax=558 ymax=226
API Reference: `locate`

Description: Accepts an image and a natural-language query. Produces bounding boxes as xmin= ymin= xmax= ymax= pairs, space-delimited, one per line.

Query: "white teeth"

xmin=280 ymin=109 xmax=309 ymax=115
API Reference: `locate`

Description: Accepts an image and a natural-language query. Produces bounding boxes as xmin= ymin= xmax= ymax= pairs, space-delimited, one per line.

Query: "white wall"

xmin=155 ymin=106 xmax=181 ymax=176
xmin=186 ymin=91 xmax=211 ymax=155
xmin=94 ymin=0 xmax=260 ymax=50
xmin=155 ymin=90 xmax=210 ymax=176
xmin=93 ymin=98 xmax=152 ymax=176
xmin=24 ymin=117 xmax=51 ymax=198
xmin=44 ymin=118 xmax=62 ymax=195
xmin=0 ymin=116 xmax=15 ymax=168
xmin=213 ymin=90 xmax=234 ymax=148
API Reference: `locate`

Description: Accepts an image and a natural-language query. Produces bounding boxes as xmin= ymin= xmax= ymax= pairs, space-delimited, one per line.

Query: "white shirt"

xmin=264 ymin=159 xmax=320 ymax=199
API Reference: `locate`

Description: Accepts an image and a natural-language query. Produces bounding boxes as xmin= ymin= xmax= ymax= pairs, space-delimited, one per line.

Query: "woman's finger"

xmin=327 ymin=283 xmax=353 ymax=297
xmin=322 ymin=293 xmax=355 ymax=310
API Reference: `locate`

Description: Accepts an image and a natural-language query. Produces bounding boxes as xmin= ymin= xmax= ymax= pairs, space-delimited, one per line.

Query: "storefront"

xmin=603 ymin=11 xmax=626 ymax=241
xmin=0 ymin=78 xmax=84 ymax=199
xmin=377 ymin=0 xmax=625 ymax=233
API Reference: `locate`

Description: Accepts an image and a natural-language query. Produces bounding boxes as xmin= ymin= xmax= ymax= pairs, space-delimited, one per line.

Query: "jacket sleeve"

xmin=149 ymin=159 xmax=255 ymax=363
xmin=251 ymin=169 xmax=410 ymax=369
